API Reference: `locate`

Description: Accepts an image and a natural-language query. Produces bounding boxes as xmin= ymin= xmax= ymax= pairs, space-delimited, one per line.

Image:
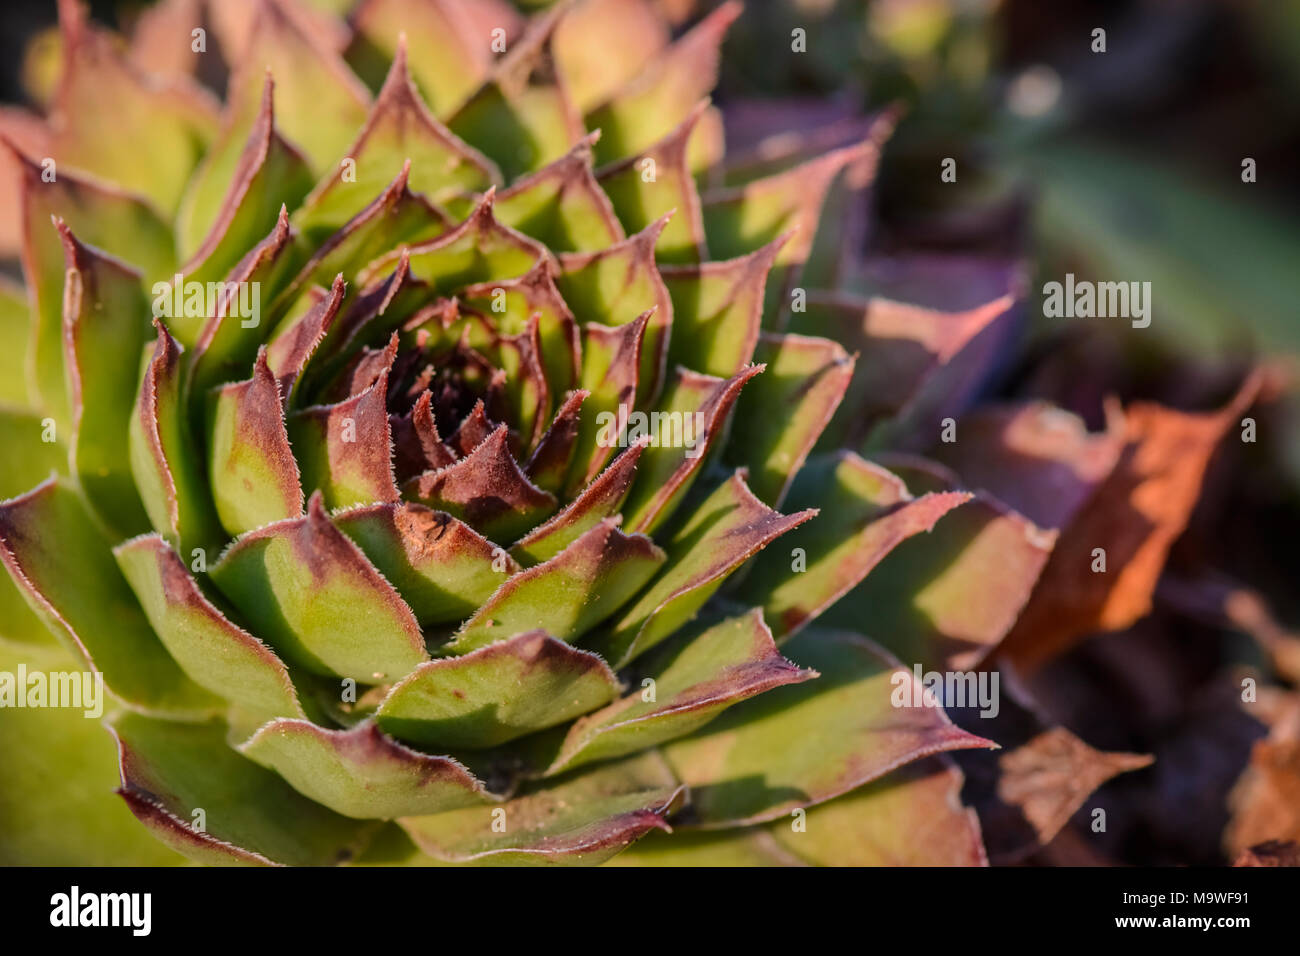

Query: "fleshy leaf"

xmin=113 ymin=534 xmax=304 ymax=724
xmin=620 ymin=364 xmax=764 ymax=535
xmin=660 ymin=235 xmax=786 ymax=378
xmin=820 ymin=491 xmax=1055 ymax=669
xmin=48 ymin=2 xmax=218 ymax=216
xmin=598 ymin=471 xmax=815 ymax=666
xmin=587 ymin=1 xmax=740 ymax=165
xmin=266 ymin=275 xmax=348 ymax=408
xmin=9 ymin=144 xmax=173 ymax=424
xmin=557 ymin=216 xmax=672 ymax=404
xmin=445 ymin=519 xmax=665 ymax=655
xmin=663 ymin=628 xmax=995 ymax=827
xmin=177 ymin=74 xmax=315 ymax=303
xmin=768 ymin=757 xmax=988 ymax=866
xmin=597 ymin=100 xmax=710 ymax=263
xmin=399 ymin=751 xmax=684 ymax=865
xmin=404 ymin=425 xmax=557 ymax=542
xmin=735 ymin=453 xmax=971 ymax=642
xmin=289 ymin=370 xmax=400 ymax=509
xmin=58 ymin=222 xmax=151 ymax=536
xmin=347 ymin=0 xmax=498 ymax=117
xmin=494 ymin=133 xmax=625 ymax=253
xmin=206 ymin=349 xmax=305 ymax=536
xmin=239 ymin=719 xmax=496 ymax=819
xmin=547 ymin=609 xmax=814 ymax=774
xmin=0 ymin=279 xmax=32 ymax=408
xmin=375 ymin=630 xmax=621 ymax=749
xmin=334 ymin=501 xmax=519 ymax=627
xmin=447 ymin=6 xmax=583 ymax=181
xmin=512 ymin=438 xmax=648 ymax=565
xmin=210 ymin=492 xmax=427 ymax=681
xmin=554 ymin=0 xmax=669 ymax=113
xmin=130 ymin=320 xmax=225 ymax=557
xmin=300 ymin=35 xmax=497 ymax=236
xmin=725 ymin=332 xmax=855 ymax=506
xmin=112 ymin=713 xmax=372 ymax=866
xmin=604 ymin=827 xmax=802 ymax=866
xmin=524 ymin=388 xmax=588 ymax=495
xmin=0 ymin=478 xmax=219 ymax=716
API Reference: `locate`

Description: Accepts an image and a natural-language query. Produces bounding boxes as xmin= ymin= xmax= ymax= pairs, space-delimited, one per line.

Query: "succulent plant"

xmin=0 ymin=0 xmax=1254 ymax=867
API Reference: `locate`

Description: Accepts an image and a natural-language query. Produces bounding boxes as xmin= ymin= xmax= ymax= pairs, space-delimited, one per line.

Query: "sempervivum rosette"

xmin=0 ymin=0 xmax=1253 ymax=867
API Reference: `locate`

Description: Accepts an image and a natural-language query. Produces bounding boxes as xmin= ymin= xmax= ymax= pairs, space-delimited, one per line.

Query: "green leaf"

xmin=587 ymin=1 xmax=739 ymax=165
xmin=446 ymin=519 xmax=664 ymax=655
xmin=494 ymin=133 xmax=625 ymax=253
xmin=596 ymin=471 xmax=815 ymax=666
xmin=524 ymin=388 xmax=588 ymax=495
xmin=334 ymin=501 xmax=520 ymax=627
xmin=399 ymin=751 xmax=684 ymax=865
xmin=111 ymin=713 xmax=374 ymax=866
xmin=0 ymin=477 xmax=220 ymax=716
xmin=597 ymin=100 xmax=710 ymax=263
xmin=724 ymin=332 xmax=854 ymax=506
xmin=603 ymin=827 xmax=801 ymax=866
xmin=554 ymin=0 xmax=669 ymax=113
xmin=113 ymin=534 xmax=304 ymax=725
xmin=210 ymin=492 xmax=427 ymax=682
xmin=299 ymin=36 xmax=498 ymax=237
xmin=768 ymin=757 xmax=987 ymax=866
xmin=266 ymin=275 xmax=349 ymax=408
xmin=0 ymin=278 xmax=32 ymax=408
xmin=0 ymin=641 xmax=183 ymax=865
xmin=557 ymin=217 xmax=673 ymax=405
xmin=663 ymin=628 xmax=994 ymax=827
xmin=10 ymin=145 xmax=173 ymax=426
xmin=206 ymin=349 xmax=305 ymax=537
xmin=620 ymin=364 xmax=764 ymax=536
xmin=375 ymin=630 xmax=620 ymax=749
xmin=735 ymin=452 xmax=970 ymax=641
xmin=820 ymin=491 xmax=1054 ymax=668
xmin=547 ymin=609 xmax=814 ymax=774
xmin=130 ymin=321 xmax=225 ymax=558
xmin=661 ymin=235 xmax=786 ymax=378
xmin=239 ymin=719 xmax=496 ymax=819
xmin=49 ymin=5 xmax=218 ymax=217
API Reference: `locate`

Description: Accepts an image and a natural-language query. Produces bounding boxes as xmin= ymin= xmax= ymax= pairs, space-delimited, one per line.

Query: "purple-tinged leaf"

xmin=494 ymin=133 xmax=625 ymax=253
xmin=240 ymin=719 xmax=497 ymax=819
xmin=512 ymin=438 xmax=648 ymax=565
xmin=549 ymin=609 xmax=814 ymax=774
xmin=113 ymin=534 xmax=304 ymax=724
xmin=664 ymin=628 xmax=995 ymax=827
xmin=621 ymin=364 xmax=764 ymax=536
xmin=725 ymin=332 xmax=855 ymax=506
xmin=289 ymin=370 xmax=400 ymax=509
xmin=597 ymin=471 xmax=814 ymax=666
xmin=112 ymin=713 xmax=373 ymax=866
xmin=389 ymin=390 xmax=458 ymax=480
xmin=400 ymin=750 xmax=684 ymax=865
xmin=404 ymin=425 xmax=557 ymax=542
xmin=494 ymin=313 xmax=551 ymax=449
xmin=334 ymin=501 xmax=519 ymax=627
xmin=206 ymin=349 xmax=305 ymax=536
xmin=587 ymin=1 xmax=740 ymax=165
xmin=660 ymin=234 xmax=786 ymax=378
xmin=58 ymin=222 xmax=151 ymax=536
xmin=0 ymin=478 xmax=220 ymax=716
xmin=446 ymin=519 xmax=665 ymax=655
xmin=301 ymin=35 xmax=498 ymax=235
xmin=735 ymin=453 xmax=971 ymax=642
xmin=266 ymin=274 xmax=348 ymax=408
xmin=130 ymin=321 xmax=225 ymax=557
xmin=211 ymin=492 xmax=427 ymax=681
xmin=557 ymin=216 xmax=672 ymax=404
xmin=597 ymin=100 xmax=710 ymax=263
xmin=524 ymin=389 xmax=588 ymax=495
xmin=376 ymin=630 xmax=620 ymax=749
